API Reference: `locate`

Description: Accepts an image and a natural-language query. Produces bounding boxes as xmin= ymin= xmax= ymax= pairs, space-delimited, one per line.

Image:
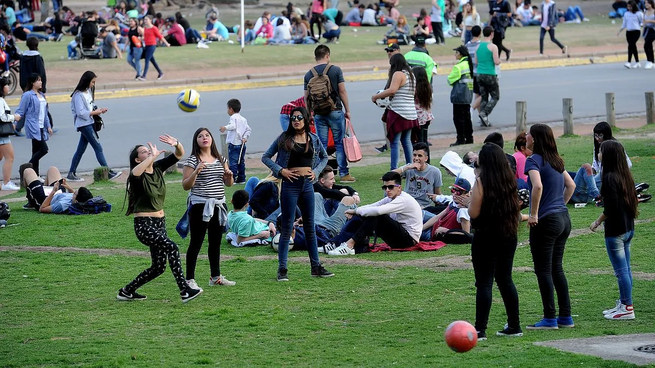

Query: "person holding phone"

xmin=21 ymin=165 xmax=94 ymax=214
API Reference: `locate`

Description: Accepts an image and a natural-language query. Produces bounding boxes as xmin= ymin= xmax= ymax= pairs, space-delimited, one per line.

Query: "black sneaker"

xmin=117 ymin=288 xmax=147 ymax=301
xmin=635 ymin=182 xmax=649 ymax=193
xmin=477 ymin=330 xmax=487 ymax=341
xmin=450 ymin=141 xmax=465 ymax=147
xmin=22 ymin=202 xmax=36 ymax=210
xmin=277 ymin=268 xmax=289 ymax=282
xmin=506 ymin=49 xmax=512 ymax=61
xmin=638 ymin=193 xmax=652 ymax=203
xmin=374 ymin=144 xmax=388 ymax=153
xmin=311 ymin=265 xmax=335 ymax=278
xmin=67 ymin=173 xmax=84 ymax=182
xmin=181 ymin=288 xmax=203 ymax=303
xmin=496 ymin=324 xmax=523 ymax=337
xmin=108 ymin=170 xmax=123 ymax=180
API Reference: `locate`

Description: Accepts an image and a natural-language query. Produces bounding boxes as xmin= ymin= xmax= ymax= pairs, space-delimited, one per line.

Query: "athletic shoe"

xmin=633 ymin=62 xmax=641 ymax=69
xmin=526 ymin=318 xmax=558 ymax=330
xmin=479 ymin=113 xmax=491 ymax=127
xmin=197 ymin=42 xmax=209 ymax=49
xmin=638 ymin=193 xmax=652 ymax=203
xmin=186 ymin=279 xmax=203 ymax=291
xmin=624 ymin=62 xmax=632 ymax=69
xmin=67 ymin=173 xmax=84 ymax=182
xmin=645 ymin=62 xmax=654 ymax=69
xmin=22 ymin=202 xmax=35 ymax=210
xmin=327 ymin=243 xmax=355 ymax=256
xmin=496 ymin=324 xmax=523 ymax=337
xmin=506 ymin=49 xmax=512 ymax=61
xmin=1 ymin=181 xmax=20 ymax=191
xmin=311 ymin=265 xmax=334 ymax=278
xmin=56 ymin=34 xmax=64 ymax=42
xmin=340 ymin=174 xmax=356 ymax=183
xmin=209 ymin=275 xmax=236 ymax=286
xmin=136 ymin=76 xmax=146 ymax=81
xmin=603 ymin=299 xmax=621 ymax=315
xmin=557 ymin=316 xmax=575 ymax=328
xmin=477 ymin=331 xmax=487 ymax=341
xmin=108 ymin=170 xmax=122 ymax=180
xmin=324 ymin=242 xmax=339 ymax=253
xmin=117 ymin=288 xmax=147 ymax=301
xmin=374 ymin=144 xmax=388 ymax=153
xmin=157 ymin=73 xmax=164 ymax=80
xmin=181 ymin=288 xmax=203 ymax=303
xmin=277 ymin=268 xmax=289 ymax=282
xmin=605 ymin=303 xmax=635 ymax=320
xmin=234 ymin=181 xmax=246 ymax=185
xmin=450 ymin=141 xmax=465 ymax=147
xmin=562 ymin=45 xmax=568 ymax=55
xmin=635 ymin=183 xmax=650 ymax=192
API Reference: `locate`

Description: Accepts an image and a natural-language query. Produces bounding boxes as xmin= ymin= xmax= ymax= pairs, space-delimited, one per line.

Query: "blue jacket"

xmin=15 ymin=90 xmax=51 ymax=141
xmin=262 ymin=131 xmax=328 ymax=183
xmin=70 ymin=90 xmax=94 ymax=129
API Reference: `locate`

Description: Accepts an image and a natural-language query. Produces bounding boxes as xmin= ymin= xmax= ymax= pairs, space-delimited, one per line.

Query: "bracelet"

xmin=174 ymin=140 xmax=179 ymax=147
xmin=529 ymin=215 xmax=537 ymax=219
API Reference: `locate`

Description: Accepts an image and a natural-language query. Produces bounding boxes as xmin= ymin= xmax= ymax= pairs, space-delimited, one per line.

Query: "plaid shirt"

xmin=280 ymin=97 xmax=306 ymax=115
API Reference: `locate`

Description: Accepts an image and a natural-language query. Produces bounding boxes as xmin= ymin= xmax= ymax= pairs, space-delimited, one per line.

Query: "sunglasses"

xmin=381 ymin=184 xmax=400 ymax=191
xmin=290 ymin=115 xmax=304 ymax=122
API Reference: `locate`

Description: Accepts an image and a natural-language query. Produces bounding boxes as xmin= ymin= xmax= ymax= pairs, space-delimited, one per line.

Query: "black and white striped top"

xmin=184 ymin=155 xmax=227 ymax=200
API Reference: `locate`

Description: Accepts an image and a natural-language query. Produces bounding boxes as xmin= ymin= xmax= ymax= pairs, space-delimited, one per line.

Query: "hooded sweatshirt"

xmin=439 ymin=151 xmax=476 ymax=186
xmin=19 ymin=50 xmax=47 ymax=93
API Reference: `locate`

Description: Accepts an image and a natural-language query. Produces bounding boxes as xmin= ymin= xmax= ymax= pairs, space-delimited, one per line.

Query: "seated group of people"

xmin=514 ymin=0 xmax=588 ymax=27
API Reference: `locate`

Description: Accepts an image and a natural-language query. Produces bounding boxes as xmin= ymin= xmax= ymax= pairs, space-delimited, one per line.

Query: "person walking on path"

xmin=475 ymin=26 xmax=501 ymax=128
xmin=448 ymin=46 xmax=474 ymax=146
xmin=262 ymin=106 xmax=334 ymax=281
xmin=67 ymin=71 xmax=122 ymax=182
xmin=304 ymin=45 xmax=355 ymax=183
xmin=15 ymin=73 xmax=51 ymax=177
xmin=641 ymin=0 xmax=655 ymax=69
xmin=590 ymin=140 xmax=638 ymax=320
xmin=470 ymin=143 xmax=523 ymax=341
xmin=490 ymin=0 xmax=512 ymax=60
xmin=15 ymin=37 xmax=47 ymax=136
xmin=540 ymin=0 xmax=568 ymax=56
xmin=617 ymin=1 xmax=644 ymax=69
xmin=126 ymin=17 xmax=145 ymax=81
xmin=181 ymin=127 xmax=236 ymax=290
xmin=524 ymin=124 xmax=576 ymax=330
xmin=0 ymin=76 xmax=20 ymax=191
xmin=118 ymin=134 xmax=203 ymax=303
xmin=141 ymin=15 xmax=169 ymax=80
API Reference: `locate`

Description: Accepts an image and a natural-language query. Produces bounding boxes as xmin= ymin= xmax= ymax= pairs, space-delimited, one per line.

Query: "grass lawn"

xmin=1 ymin=126 xmax=654 ymax=367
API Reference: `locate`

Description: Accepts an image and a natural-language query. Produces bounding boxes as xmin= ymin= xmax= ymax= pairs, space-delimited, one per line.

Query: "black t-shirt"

xmin=178 ymin=18 xmax=191 ymax=31
xmin=12 ymin=26 xmax=28 ymax=41
xmin=492 ymin=0 xmax=512 ymax=14
xmin=303 ymin=63 xmax=345 ymax=111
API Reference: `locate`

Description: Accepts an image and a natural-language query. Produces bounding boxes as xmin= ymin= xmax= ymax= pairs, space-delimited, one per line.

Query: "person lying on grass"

xmin=22 ymin=165 xmax=93 ymax=214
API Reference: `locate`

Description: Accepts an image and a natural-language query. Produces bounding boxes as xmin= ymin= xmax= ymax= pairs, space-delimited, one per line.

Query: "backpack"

xmin=307 ymin=64 xmax=337 ymax=115
xmin=0 ymin=202 xmax=10 ymax=220
xmin=68 ymin=196 xmax=112 ymax=215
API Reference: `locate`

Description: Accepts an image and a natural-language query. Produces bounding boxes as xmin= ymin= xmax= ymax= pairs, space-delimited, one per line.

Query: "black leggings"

xmin=644 ymin=28 xmax=655 ymax=63
xmin=431 ymin=21 xmax=444 ymax=44
xmin=626 ymin=30 xmax=640 ymax=62
xmin=310 ymin=12 xmax=322 ymax=38
xmin=539 ymin=27 xmax=564 ymax=54
xmin=493 ymin=31 xmax=510 ymax=58
xmin=124 ymin=217 xmax=188 ymax=293
xmin=186 ymin=203 xmax=224 ymax=280
xmin=30 ymin=134 xmax=48 ymax=176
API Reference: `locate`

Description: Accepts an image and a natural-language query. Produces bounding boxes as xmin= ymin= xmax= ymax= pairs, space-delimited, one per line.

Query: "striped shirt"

xmin=184 ymin=154 xmax=227 ymax=200
xmin=389 ymin=71 xmax=418 ymax=120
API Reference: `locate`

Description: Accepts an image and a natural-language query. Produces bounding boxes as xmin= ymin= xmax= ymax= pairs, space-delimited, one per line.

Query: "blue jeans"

xmin=605 ymin=230 xmax=634 ymax=306
xmin=570 ymin=166 xmax=600 ymax=203
xmin=69 ymin=124 xmax=109 ymax=174
xmin=313 ymin=192 xmax=355 ymax=237
xmin=421 ymin=210 xmax=436 ymax=241
xmin=228 ymin=143 xmax=246 ymax=183
xmin=278 ymin=177 xmax=321 ymax=270
xmin=464 ymin=30 xmax=472 ymax=44
xmin=390 ymin=129 xmax=412 ymax=170
xmin=67 ymin=44 xmax=78 ymax=58
xmin=279 ymin=113 xmax=290 ymax=131
xmin=127 ymin=46 xmax=143 ymax=78
xmin=244 ymin=176 xmax=259 ymax=215
xmin=323 ymin=29 xmax=341 ymax=40
xmin=314 ymin=110 xmax=349 ymax=177
xmin=565 ymin=6 xmax=584 ymax=21
xmin=142 ymin=45 xmax=162 ymax=78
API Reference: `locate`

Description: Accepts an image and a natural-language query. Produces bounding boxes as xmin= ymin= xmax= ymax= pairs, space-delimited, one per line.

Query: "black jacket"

xmin=19 ymin=52 xmax=47 ymax=93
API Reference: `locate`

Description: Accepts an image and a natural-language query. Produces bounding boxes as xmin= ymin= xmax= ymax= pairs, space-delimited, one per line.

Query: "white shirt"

xmin=37 ymin=94 xmax=46 ymax=129
xmin=541 ymin=1 xmax=550 ymax=28
xmin=355 ymin=191 xmax=423 ymax=243
xmin=224 ymin=112 xmax=252 ymax=146
xmin=517 ymin=6 xmax=533 ymax=20
xmin=83 ymin=90 xmax=94 ymax=112
xmin=362 ymin=8 xmax=377 ymax=25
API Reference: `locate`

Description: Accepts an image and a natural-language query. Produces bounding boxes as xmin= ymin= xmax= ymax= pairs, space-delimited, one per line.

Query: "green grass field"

xmin=1 ymin=126 xmax=654 ymax=367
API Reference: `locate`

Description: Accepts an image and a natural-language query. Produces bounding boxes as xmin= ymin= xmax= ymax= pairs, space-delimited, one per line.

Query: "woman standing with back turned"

xmin=524 ymin=124 xmax=576 ymax=330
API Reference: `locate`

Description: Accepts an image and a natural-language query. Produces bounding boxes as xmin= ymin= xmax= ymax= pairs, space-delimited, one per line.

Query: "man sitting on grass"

xmin=22 ymin=165 xmax=93 ymax=214
xmin=227 ymin=190 xmax=277 ymax=246
xmin=392 ymin=142 xmax=445 ymax=214
xmin=314 ymin=165 xmax=359 ymax=216
xmin=327 ymin=171 xmax=423 ymax=256
xmin=421 ymin=177 xmax=472 ymax=244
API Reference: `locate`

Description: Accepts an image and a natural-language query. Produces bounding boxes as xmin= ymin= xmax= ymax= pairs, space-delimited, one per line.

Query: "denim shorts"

xmin=0 ymin=136 xmax=10 ymax=145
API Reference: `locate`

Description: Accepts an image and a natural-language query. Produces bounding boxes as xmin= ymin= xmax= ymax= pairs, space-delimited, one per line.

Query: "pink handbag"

xmin=343 ymin=118 xmax=362 ymax=163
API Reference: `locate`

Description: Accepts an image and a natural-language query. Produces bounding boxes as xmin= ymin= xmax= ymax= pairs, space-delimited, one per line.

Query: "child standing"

xmin=220 ymin=98 xmax=251 ymax=184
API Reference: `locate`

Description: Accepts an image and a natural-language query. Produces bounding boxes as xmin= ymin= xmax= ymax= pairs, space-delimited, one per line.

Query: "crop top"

xmin=287 ymin=142 xmax=313 ymax=168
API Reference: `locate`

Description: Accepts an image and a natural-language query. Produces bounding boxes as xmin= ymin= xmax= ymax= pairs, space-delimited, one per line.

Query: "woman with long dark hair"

xmin=181 ymin=127 xmax=234 ymax=290
xmin=262 ymin=106 xmax=333 ymax=281
xmin=591 ymin=140 xmax=639 ymax=320
xmin=15 ymin=73 xmax=51 ymax=177
xmin=126 ymin=18 xmax=144 ymax=80
xmin=413 ymin=66 xmax=433 ymax=144
xmin=118 ymin=134 xmax=203 ymax=303
xmin=617 ymin=1 xmax=644 ymax=69
xmin=525 ymin=124 xmax=576 ymax=330
xmin=644 ymin=0 xmax=655 ymax=69
xmin=67 ymin=71 xmax=120 ymax=182
xmin=372 ymin=53 xmax=418 ymax=170
xmin=470 ymin=143 xmax=522 ymax=340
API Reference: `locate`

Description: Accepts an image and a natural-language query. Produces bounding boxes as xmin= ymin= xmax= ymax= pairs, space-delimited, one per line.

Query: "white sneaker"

xmin=1 ymin=181 xmax=19 ymax=191
xmin=603 ymin=299 xmax=621 ymax=315
xmin=209 ymin=275 xmax=236 ymax=286
xmin=605 ymin=303 xmax=635 ymax=320
xmin=197 ymin=42 xmax=209 ymax=49
xmin=186 ymin=279 xmax=203 ymax=291
xmin=633 ymin=62 xmax=641 ymax=69
xmin=327 ymin=242 xmax=355 ymax=256
xmin=624 ymin=62 xmax=632 ymax=69
xmin=324 ymin=242 xmax=339 ymax=252
xmin=645 ymin=62 xmax=654 ymax=69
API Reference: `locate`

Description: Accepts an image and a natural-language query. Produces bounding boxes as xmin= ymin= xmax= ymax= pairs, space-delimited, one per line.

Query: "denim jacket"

xmin=70 ymin=90 xmax=94 ymax=129
xmin=262 ymin=131 xmax=328 ymax=183
xmin=541 ymin=1 xmax=558 ymax=28
xmin=15 ymin=90 xmax=51 ymax=141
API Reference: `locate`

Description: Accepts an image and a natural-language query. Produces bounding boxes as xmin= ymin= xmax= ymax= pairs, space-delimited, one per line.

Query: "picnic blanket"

xmin=369 ymin=241 xmax=447 ymax=252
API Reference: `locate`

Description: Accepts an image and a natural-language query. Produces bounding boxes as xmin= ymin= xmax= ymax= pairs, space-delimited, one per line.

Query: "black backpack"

xmin=0 ymin=202 xmax=9 ymax=220
xmin=68 ymin=196 xmax=112 ymax=215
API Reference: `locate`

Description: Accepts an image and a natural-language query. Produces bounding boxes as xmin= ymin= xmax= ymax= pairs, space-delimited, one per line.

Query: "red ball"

xmin=444 ymin=320 xmax=478 ymax=353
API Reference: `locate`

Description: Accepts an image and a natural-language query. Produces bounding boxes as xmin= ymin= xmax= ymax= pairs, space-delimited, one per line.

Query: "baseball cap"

xmin=453 ymin=45 xmax=469 ymax=56
xmin=415 ymin=35 xmax=426 ymax=45
xmin=452 ymin=177 xmax=472 ymax=193
xmin=166 ymin=16 xmax=175 ymax=22
xmin=384 ymin=43 xmax=400 ymax=52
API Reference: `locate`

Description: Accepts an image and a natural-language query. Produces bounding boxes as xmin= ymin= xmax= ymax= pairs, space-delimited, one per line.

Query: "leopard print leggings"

xmin=124 ymin=217 xmax=188 ymax=293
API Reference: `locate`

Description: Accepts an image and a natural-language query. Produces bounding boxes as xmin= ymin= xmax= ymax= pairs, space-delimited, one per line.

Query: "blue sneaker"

xmin=557 ymin=316 xmax=575 ymax=328
xmin=526 ymin=318 xmax=558 ymax=330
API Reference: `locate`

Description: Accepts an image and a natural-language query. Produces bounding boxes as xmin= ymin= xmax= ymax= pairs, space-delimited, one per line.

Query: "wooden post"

xmin=605 ymin=92 xmax=615 ymax=127
xmin=94 ymin=167 xmax=109 ymax=181
xmin=646 ymin=92 xmax=655 ymax=125
xmin=516 ymin=101 xmax=527 ymax=136
xmin=563 ymin=98 xmax=573 ymax=135
xmin=220 ymin=133 xmax=229 ymax=159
